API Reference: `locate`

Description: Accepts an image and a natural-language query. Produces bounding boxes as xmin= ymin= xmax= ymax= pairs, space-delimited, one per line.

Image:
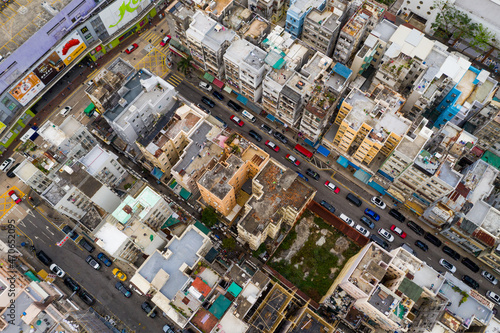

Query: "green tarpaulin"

xmin=84 ymin=103 xmax=95 ymax=116
xmin=203 ymin=73 xmax=215 ymax=83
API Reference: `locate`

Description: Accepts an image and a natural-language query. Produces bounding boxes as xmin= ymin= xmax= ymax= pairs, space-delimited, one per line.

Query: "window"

xmin=417 ymin=6 xmax=420 ymax=9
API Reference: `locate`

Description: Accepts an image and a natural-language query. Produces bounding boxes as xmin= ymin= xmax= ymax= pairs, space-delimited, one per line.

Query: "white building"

xmin=80 ymin=145 xmax=127 ymax=188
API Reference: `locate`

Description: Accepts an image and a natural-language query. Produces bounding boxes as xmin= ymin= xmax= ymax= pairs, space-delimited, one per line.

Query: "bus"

xmin=294 ymin=144 xmax=313 ymax=159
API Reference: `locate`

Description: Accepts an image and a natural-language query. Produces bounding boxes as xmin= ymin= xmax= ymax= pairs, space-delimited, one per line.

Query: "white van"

xmin=60 ymin=106 xmax=72 ymax=117
xmin=199 ymin=81 xmax=213 ymax=92
xmin=0 ymin=158 xmax=15 ymax=172
xmin=339 ymin=213 xmax=354 ymax=227
xmin=241 ymin=110 xmax=256 ymax=123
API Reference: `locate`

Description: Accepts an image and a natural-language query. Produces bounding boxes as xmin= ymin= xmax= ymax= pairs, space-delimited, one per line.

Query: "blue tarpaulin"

xmin=266 ymin=114 xmax=275 ymax=121
xmin=337 ymin=156 xmax=349 ymax=168
xmin=151 ymin=167 xmax=164 ymax=180
xmin=275 ymin=119 xmax=284 ymax=126
xmin=368 ymin=181 xmax=386 ymax=194
xmin=237 ymin=94 xmax=248 ymax=105
xmin=354 ymin=169 xmax=371 ymax=184
xmin=333 ymin=63 xmax=353 ymax=79
xmin=317 ymin=145 xmax=330 ymax=157
xmin=304 ymin=138 xmax=315 ymax=147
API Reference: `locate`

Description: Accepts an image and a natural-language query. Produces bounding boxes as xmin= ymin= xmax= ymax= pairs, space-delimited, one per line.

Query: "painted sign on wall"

xmin=98 ymin=0 xmax=149 ymax=35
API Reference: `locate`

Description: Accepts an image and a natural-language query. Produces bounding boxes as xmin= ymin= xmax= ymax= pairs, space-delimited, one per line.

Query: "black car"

xmin=306 ymin=168 xmax=320 ymax=180
xmin=64 ymin=277 xmax=80 ymax=292
xmin=389 ymin=209 xmax=406 ymax=222
xmin=196 ymin=103 xmax=210 ymax=114
xmin=79 ymin=238 xmax=95 ymax=253
xmin=141 ymin=302 xmax=158 ymax=318
xmin=248 ymin=130 xmax=262 ymax=142
xmin=414 ymin=240 xmax=429 ymax=251
xmin=78 ymin=290 xmax=96 ymax=306
xmin=6 ymin=163 xmax=20 ymax=178
xmin=36 ymin=250 xmax=53 ymax=266
xmin=227 ymin=100 xmax=242 ymax=112
xmin=212 ymin=91 xmax=224 ymax=101
xmin=407 ymin=221 xmax=424 ymax=236
xmin=261 ymin=124 xmax=272 ymax=134
xmin=462 ymin=275 xmax=479 ymax=289
xmin=424 ymin=232 xmax=442 ymax=247
xmin=462 ymin=257 xmax=480 ymax=273
xmin=360 ymin=216 xmax=375 ymax=229
xmin=273 ymin=132 xmax=288 ymax=144
xmin=442 ymin=246 xmax=460 ymax=260
xmin=115 ymin=281 xmax=132 ymax=297
xmin=201 ymin=96 xmax=215 ymax=108
xmin=320 ymin=200 xmax=335 ymax=213
xmin=62 ymin=225 xmax=79 ymax=240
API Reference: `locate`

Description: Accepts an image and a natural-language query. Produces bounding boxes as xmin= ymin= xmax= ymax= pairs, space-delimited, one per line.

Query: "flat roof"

xmin=372 ymin=19 xmax=397 ymax=42
xmin=436 ymin=161 xmax=462 ymax=188
xmin=388 ymin=25 xmax=434 ymax=60
xmin=396 ymin=129 xmax=432 ymax=160
xmin=172 ymin=121 xmax=214 ymax=173
xmin=79 ymin=146 xmax=114 ymax=175
xmin=94 ymin=222 xmax=129 ymax=256
xmin=306 ymin=8 xmax=340 ymax=32
xmin=198 ymin=154 xmax=244 ymax=200
xmin=111 ymin=186 xmax=163 ymax=224
xmin=247 ymin=284 xmax=291 ymax=333
xmin=464 ymin=160 xmax=499 ymax=203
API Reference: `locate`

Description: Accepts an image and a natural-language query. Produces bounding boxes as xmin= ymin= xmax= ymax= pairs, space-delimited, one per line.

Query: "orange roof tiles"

xmin=192 ymin=277 xmax=211 ymax=297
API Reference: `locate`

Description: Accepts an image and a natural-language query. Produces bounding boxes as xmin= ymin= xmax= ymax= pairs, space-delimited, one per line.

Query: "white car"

xmin=199 ymin=81 xmax=213 ymax=91
xmin=60 ymin=106 xmax=72 ymax=117
xmin=50 ymin=264 xmax=65 ymax=278
xmin=487 ymin=291 xmax=500 ymax=305
xmin=439 ymin=259 xmax=456 ymax=273
xmin=339 ymin=213 xmax=355 ymax=227
xmin=355 ymin=224 xmax=370 ymax=237
xmin=371 ymin=196 xmax=386 ymax=209
xmin=482 ymin=270 xmax=499 ymax=285
xmin=378 ymin=228 xmax=394 ymax=242
xmin=0 ymin=158 xmax=15 ymax=172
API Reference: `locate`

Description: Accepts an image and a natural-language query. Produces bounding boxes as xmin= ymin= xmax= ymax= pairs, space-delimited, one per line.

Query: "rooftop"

xmin=285 ymin=72 xmax=314 ymax=101
xmin=204 ymin=0 xmax=233 ymax=17
xmin=289 ymin=308 xmax=333 ymax=332
xmin=464 ymin=160 xmax=499 ymax=204
xmin=247 ymin=284 xmax=291 ymax=333
xmin=395 ymin=127 xmax=433 ymax=160
xmin=341 ymin=4 xmax=373 ymax=38
xmin=172 ymin=121 xmax=215 ymax=173
xmin=287 ymin=0 xmax=325 ymax=17
xmin=79 ymin=145 xmax=116 ymax=176
xmin=367 ymin=285 xmax=397 ymax=316
xmin=225 ymin=39 xmax=267 ymax=72
xmin=306 ymin=8 xmax=341 ymax=32
xmin=348 ymin=243 xmax=392 ymax=295
xmin=239 ymin=160 xmax=315 ymax=236
xmin=94 ymin=222 xmax=129 ymax=257
xmin=261 ymin=26 xmax=294 ymax=52
xmin=371 ymin=19 xmax=398 ymax=43
xmin=198 ymin=154 xmax=244 ymax=200
xmin=166 ymin=1 xmax=194 ymax=20
xmin=413 ymin=149 xmax=441 ymax=176
xmin=242 ymin=17 xmax=269 ymax=41
xmin=437 ymin=161 xmax=462 ymax=188
xmin=218 ymin=309 xmax=248 ymax=333
xmin=411 ymin=262 xmax=444 ymax=295
xmin=137 ymin=227 xmax=206 ymax=300
xmin=111 ymin=186 xmax=164 ymax=224
xmin=477 ymin=205 xmax=500 ymax=238
xmin=301 ymin=52 xmax=332 ymax=82
xmin=386 ymin=25 xmax=434 ymax=61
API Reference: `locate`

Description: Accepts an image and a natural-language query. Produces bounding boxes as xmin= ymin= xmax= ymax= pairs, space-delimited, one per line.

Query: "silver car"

xmin=482 ymin=270 xmax=499 ymax=285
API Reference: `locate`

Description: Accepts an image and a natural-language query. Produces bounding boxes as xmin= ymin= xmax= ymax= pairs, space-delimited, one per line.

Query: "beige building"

xmin=237 ymin=159 xmax=316 ymax=250
xmin=468 ymin=102 xmax=500 ymax=153
xmin=197 ymin=133 xmax=269 ymax=220
xmin=302 ymin=7 xmax=343 ymax=57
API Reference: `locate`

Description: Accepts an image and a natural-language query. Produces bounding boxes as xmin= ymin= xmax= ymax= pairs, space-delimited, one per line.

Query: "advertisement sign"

xmin=33 ymin=51 xmax=65 ymax=85
xmin=9 ymin=73 xmax=45 ymax=106
xmin=98 ymin=0 xmax=149 ymax=35
xmin=55 ymin=31 xmax=87 ymax=66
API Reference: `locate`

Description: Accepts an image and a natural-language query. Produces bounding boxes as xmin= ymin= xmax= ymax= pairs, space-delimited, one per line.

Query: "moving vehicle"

xmin=79 ymin=238 xmax=95 ymax=253
xmin=159 ymin=35 xmax=171 ymax=46
xmin=265 ymin=140 xmax=280 ymax=152
xmin=141 ymin=302 xmax=157 ymax=318
xmin=285 ymin=154 xmax=300 ymax=166
xmin=364 ymin=209 xmax=380 ymax=221
xmin=306 ymin=169 xmax=319 ymax=180
xmin=439 ymin=259 xmax=456 ymax=273
xmin=8 ymin=190 xmax=21 ymax=204
xmin=97 ymin=253 xmax=112 ymax=267
xmin=248 ymin=130 xmax=262 ymax=142
xmin=378 ymin=228 xmax=394 ymax=242
xmin=227 ymin=100 xmax=241 ymax=112
xmin=86 ymin=255 xmax=101 ymax=270
xmin=371 ymin=197 xmax=386 ymax=209
xmin=115 ymin=281 xmax=132 ymax=297
xmin=294 ymin=144 xmax=313 ymax=159
xmin=50 ymin=264 xmax=65 ymax=278
xmin=64 ymin=277 xmax=80 ymax=292
xmin=199 ymin=81 xmax=212 ymax=92
xmin=320 ymin=200 xmax=335 ymax=213
xmin=442 ymin=246 xmax=460 ymax=260
xmin=389 ymin=209 xmax=406 ymax=222
xmin=201 ymin=96 xmax=215 ymax=108
xmin=60 ymin=106 xmax=72 ymax=117
xmin=390 ymin=225 xmax=407 ymax=239
xmin=125 ymin=43 xmax=139 ymax=54
xmin=230 ymin=115 xmax=244 ymax=127
xmin=324 ymin=181 xmax=340 ymax=193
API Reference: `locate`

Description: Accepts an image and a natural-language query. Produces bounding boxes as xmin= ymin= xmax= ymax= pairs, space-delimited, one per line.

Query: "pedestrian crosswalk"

xmin=141 ymin=30 xmax=162 ymax=46
xmin=167 ymin=74 xmax=183 ymax=87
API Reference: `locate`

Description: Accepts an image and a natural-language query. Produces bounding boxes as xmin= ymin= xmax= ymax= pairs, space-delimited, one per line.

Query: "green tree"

xmin=177 ymin=55 xmax=194 ymax=75
xmin=222 ymin=237 xmax=236 ymax=250
xmin=201 ymin=207 xmax=218 ymax=228
xmin=462 ymin=23 xmax=496 ymax=56
xmin=431 ymin=0 xmax=458 ymax=39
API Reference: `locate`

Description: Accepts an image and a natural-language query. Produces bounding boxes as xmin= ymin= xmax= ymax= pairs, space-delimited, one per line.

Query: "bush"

xmin=201 ymin=207 xmax=218 ymax=227
xmin=222 ymin=237 xmax=236 ymax=250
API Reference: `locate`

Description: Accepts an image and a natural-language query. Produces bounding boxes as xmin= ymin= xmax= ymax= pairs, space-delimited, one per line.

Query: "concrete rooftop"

xmin=198 ymin=154 xmax=244 ymax=200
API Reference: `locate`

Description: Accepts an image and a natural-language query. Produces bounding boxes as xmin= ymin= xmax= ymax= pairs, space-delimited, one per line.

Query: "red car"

xmin=390 ymin=224 xmax=407 ymax=239
xmin=125 ymin=43 xmax=139 ymax=54
xmin=8 ymin=190 xmax=21 ymax=204
xmin=230 ymin=115 xmax=244 ymax=127
xmin=285 ymin=154 xmax=300 ymax=166
xmin=160 ymin=35 xmax=172 ymax=46
xmin=265 ymin=140 xmax=280 ymax=152
xmin=324 ymin=181 xmax=340 ymax=193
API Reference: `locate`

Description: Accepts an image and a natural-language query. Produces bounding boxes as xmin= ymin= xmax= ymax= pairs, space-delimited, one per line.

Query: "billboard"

xmin=9 ymin=73 xmax=46 ymax=106
xmin=33 ymin=51 xmax=66 ymax=85
xmin=98 ymin=0 xmax=149 ymax=35
xmin=55 ymin=31 xmax=87 ymax=66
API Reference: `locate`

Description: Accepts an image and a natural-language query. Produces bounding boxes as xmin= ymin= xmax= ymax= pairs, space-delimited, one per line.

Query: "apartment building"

xmin=351 ymin=19 xmax=397 ymax=76
xmin=197 ymin=134 xmax=269 ymax=220
xmin=466 ymin=102 xmax=500 ymax=153
xmin=284 ymin=0 xmax=326 ymax=38
xmin=186 ymin=11 xmax=237 ymax=78
xmin=237 ymin=159 xmax=316 ymax=250
xmin=204 ymin=0 xmax=235 ymax=23
xmin=223 ymin=39 xmax=267 ymax=102
xmin=330 ymin=85 xmax=410 ymax=167
xmin=248 ymin=0 xmax=286 ymax=23
xmin=277 ymin=71 xmax=314 ymax=127
xmin=238 ymin=14 xmax=271 ymax=46
xmin=79 ymin=145 xmax=127 ymax=188
xmin=166 ymin=0 xmax=194 ymax=47
xmin=333 ymin=1 xmax=386 ymax=64
xmin=301 ymin=6 xmax=343 ymax=57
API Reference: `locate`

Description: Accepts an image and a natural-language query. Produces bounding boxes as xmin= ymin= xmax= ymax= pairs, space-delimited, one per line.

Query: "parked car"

xmin=439 ymin=259 xmax=456 ymax=273
xmin=390 ymin=225 xmax=407 ymax=239
xmin=163 ymin=325 xmax=175 ymax=333
xmin=6 ymin=163 xmax=20 ymax=178
xmin=296 ymin=172 xmax=308 ymax=182
xmin=199 ymin=81 xmax=212 ymax=92
xmin=273 ymin=132 xmax=288 ymax=144
xmin=115 ymin=281 xmax=132 ymax=297
xmin=79 ymin=238 xmax=95 ymax=253
xmin=212 ymin=91 xmax=224 ymax=101
xmin=414 ymin=240 xmax=429 ymax=251
xmin=306 ymin=169 xmax=319 ymax=180
xmin=141 ymin=302 xmax=157 ymax=318
xmin=482 ymin=270 xmax=499 ymax=285
xmin=36 ymin=251 xmax=53 ymax=266
xmin=64 ymin=277 xmax=80 ymax=292
xmin=112 ymin=268 xmax=127 ymax=281
xmin=360 ymin=216 xmax=375 ymax=229
xmin=8 ymin=190 xmax=21 ymax=204
xmin=230 ymin=115 xmax=244 ymax=127
xmin=407 ymin=221 xmax=424 ymax=236
xmin=378 ymin=228 xmax=394 ymax=242
xmin=324 ymin=181 xmax=340 ymax=193
xmin=265 ymin=140 xmax=280 ymax=152
xmin=346 ymin=193 xmax=362 ymax=207
xmin=285 ymin=154 xmax=300 ymax=166
xmin=85 ymin=255 xmax=101 ymax=270
xmin=371 ymin=235 xmax=389 ymax=250
xmin=339 ymin=214 xmax=355 ymax=227
xmin=371 ymin=197 xmax=386 ymax=209
xmin=462 ymin=275 xmax=479 ymax=289
xmin=424 ymin=232 xmax=442 ymax=247
xmin=62 ymin=225 xmax=79 ymax=240
xmin=364 ymin=209 xmax=380 ymax=221
xmin=97 ymin=253 xmax=112 ymax=267
xmin=261 ymin=124 xmax=273 ymax=134
xmin=227 ymin=100 xmax=242 ymax=112
xmin=213 ymin=116 xmax=227 ymax=128
xmin=0 ymin=158 xmax=15 ymax=172
xmin=50 ymin=264 xmax=65 ymax=278
xmin=248 ymin=130 xmax=262 ymax=142
xmin=196 ymin=103 xmax=210 ymax=114
xmin=442 ymin=246 xmax=460 ymax=260
xmin=159 ymin=35 xmax=171 ymax=46
xmin=320 ymin=200 xmax=335 ymax=213
xmin=78 ymin=290 xmax=96 ymax=306
xmin=355 ymin=225 xmax=370 ymax=237
xmin=201 ymin=96 xmax=215 ymax=108
xmin=487 ymin=291 xmax=500 ymax=305
xmin=462 ymin=257 xmax=480 ymax=273
xmin=59 ymin=106 xmax=72 ymax=117
xmin=389 ymin=209 xmax=406 ymax=222
xmin=125 ymin=43 xmax=139 ymax=54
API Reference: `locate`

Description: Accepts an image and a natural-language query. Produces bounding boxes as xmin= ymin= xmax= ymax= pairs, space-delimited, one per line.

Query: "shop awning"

xmin=354 ymin=169 xmax=371 ymax=184
xmin=237 ymin=94 xmax=248 ymax=105
xmin=151 ymin=167 xmax=164 ymax=180
xmin=317 ymin=145 xmax=330 ymax=157
xmin=180 ymin=188 xmax=191 ymax=200
xmin=368 ymin=181 xmax=386 ymax=194
xmin=203 ymin=73 xmax=215 ymax=82
xmin=304 ymin=138 xmax=315 ymax=147
xmin=337 ymin=156 xmax=349 ymax=168
xmin=275 ymin=118 xmax=284 ymax=126
xmin=266 ymin=114 xmax=275 ymax=121
xmin=213 ymin=78 xmax=224 ymax=89
xmin=224 ymin=86 xmax=232 ymax=93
